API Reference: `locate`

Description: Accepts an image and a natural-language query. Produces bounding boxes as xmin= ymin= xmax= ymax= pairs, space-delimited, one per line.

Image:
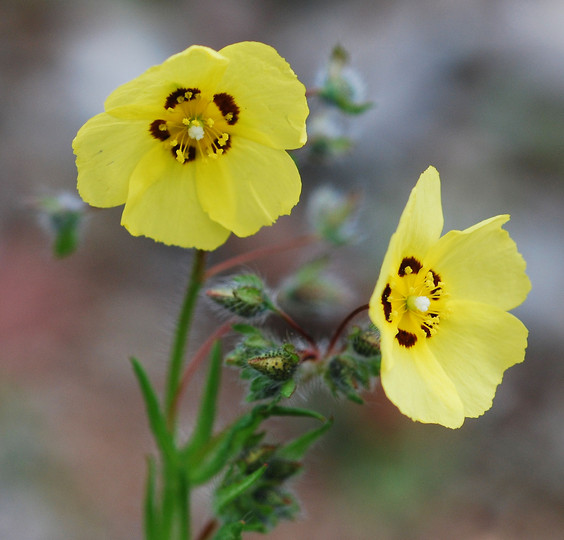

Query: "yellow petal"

xmin=428 ymin=300 xmax=528 ymax=418
xmin=379 ymin=332 xmax=465 ymax=428
xmin=426 ymin=215 xmax=531 ymax=311
xmin=369 ymin=166 xmax=443 ymax=329
xmin=218 ymin=41 xmax=308 ymax=150
xmin=121 ymin=146 xmax=230 ymax=249
xmin=195 ymin=138 xmax=301 ymax=237
xmin=73 ymin=112 xmax=154 ymax=207
xmin=105 ymin=45 xmax=229 ymax=120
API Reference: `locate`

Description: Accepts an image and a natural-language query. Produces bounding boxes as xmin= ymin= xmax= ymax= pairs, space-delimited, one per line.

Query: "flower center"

xmin=406 ymin=295 xmax=431 ymax=312
xmin=149 ymin=87 xmax=240 ymax=164
xmin=381 ymin=256 xmax=446 ymax=348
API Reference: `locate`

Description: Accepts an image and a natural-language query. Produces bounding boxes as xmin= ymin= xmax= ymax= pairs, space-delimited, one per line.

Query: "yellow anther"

xmin=185 ymin=91 xmax=192 ymax=99
xmin=170 ymin=139 xmax=178 ymax=147
xmin=182 ymin=118 xmax=190 ymax=126
xmin=175 ymin=149 xmax=185 ymax=163
xmin=225 ymin=112 xmax=233 ymax=122
xmin=404 ymin=266 xmax=413 ymax=275
xmin=177 ymin=96 xmax=185 ymax=103
xmin=158 ymin=123 xmax=167 ymax=131
xmin=206 ymin=118 xmax=215 ymax=127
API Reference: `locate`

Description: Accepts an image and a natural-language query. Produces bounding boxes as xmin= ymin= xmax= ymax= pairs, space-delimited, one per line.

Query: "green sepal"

xmin=280 ymin=379 xmax=296 ymax=398
xmin=184 ymin=341 xmax=222 ymax=459
xmin=212 ymin=521 xmax=244 ymax=540
xmin=131 ymin=357 xmax=175 ymax=462
xmin=278 ymin=418 xmax=333 ymax=461
xmin=214 ymin=464 xmax=268 ymax=514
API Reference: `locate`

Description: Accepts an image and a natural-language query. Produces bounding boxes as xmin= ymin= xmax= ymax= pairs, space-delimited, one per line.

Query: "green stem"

xmin=165 ymin=249 xmax=207 ymax=428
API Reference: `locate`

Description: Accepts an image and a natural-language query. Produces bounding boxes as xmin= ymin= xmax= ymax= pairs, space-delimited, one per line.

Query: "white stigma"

xmin=188 ymin=124 xmax=205 ymax=140
xmin=413 ymin=296 xmax=431 ymax=312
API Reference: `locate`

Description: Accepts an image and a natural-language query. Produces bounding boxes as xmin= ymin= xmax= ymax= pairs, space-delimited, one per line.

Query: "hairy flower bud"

xmin=247 ymin=344 xmax=299 ymax=381
xmin=207 ymin=274 xmax=271 ymax=318
xmin=36 ymin=192 xmax=86 ymax=257
xmin=349 ymin=325 xmax=381 ymax=358
xmin=308 ymin=186 xmax=359 ymax=245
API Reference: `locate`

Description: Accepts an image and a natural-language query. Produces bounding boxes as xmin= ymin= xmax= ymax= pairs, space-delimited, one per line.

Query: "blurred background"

xmin=1 ymin=0 xmax=563 ymax=538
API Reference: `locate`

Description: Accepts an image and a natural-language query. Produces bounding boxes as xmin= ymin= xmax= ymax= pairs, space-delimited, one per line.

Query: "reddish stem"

xmin=204 ymin=233 xmax=319 ymax=280
xmin=326 ymin=304 xmax=370 ymax=356
xmin=273 ymin=306 xmax=318 ymax=350
xmin=196 ymin=519 xmax=218 ymax=540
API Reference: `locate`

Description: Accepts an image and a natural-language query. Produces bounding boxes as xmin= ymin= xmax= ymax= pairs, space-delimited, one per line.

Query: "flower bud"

xmin=35 ymin=192 xmax=86 ymax=257
xmin=308 ymin=186 xmax=359 ymax=245
xmin=317 ymin=45 xmax=372 ymax=115
xmin=207 ymin=275 xmax=270 ymax=318
xmin=247 ymin=344 xmax=299 ymax=381
xmin=349 ymin=325 xmax=381 ymax=357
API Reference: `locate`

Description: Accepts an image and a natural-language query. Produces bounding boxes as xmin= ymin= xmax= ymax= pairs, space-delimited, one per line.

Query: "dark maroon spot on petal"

xmin=381 ymin=284 xmax=392 ymax=322
xmin=164 ymin=87 xmax=200 ymax=109
xmin=396 ymin=330 xmax=417 ymax=348
xmin=149 ymin=119 xmax=170 ymax=141
xmin=398 ymin=257 xmax=422 ymax=277
xmin=430 ymin=270 xmax=441 ymax=286
xmin=421 ymin=324 xmax=432 ymax=338
xmin=170 ymin=145 xmax=197 ymax=164
xmin=213 ymin=92 xmax=239 ymax=125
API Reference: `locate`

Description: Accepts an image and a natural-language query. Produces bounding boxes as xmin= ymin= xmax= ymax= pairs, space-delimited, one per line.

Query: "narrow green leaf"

xmin=214 ymin=465 xmax=267 ymax=514
xmin=268 ymin=405 xmax=327 ymax=422
xmin=278 ymin=418 xmax=334 ymax=461
xmin=186 ymin=405 xmax=269 ymax=485
xmin=185 ymin=341 xmax=223 ymax=457
xmin=131 ymin=357 xmax=175 ymax=461
xmin=143 ymin=456 xmax=159 ymax=540
xmin=212 ymin=521 xmax=244 ymax=540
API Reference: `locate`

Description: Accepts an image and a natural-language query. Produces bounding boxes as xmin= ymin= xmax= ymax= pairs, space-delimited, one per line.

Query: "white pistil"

xmin=188 ymin=122 xmax=205 ymax=141
xmin=407 ymin=295 xmax=431 ymax=313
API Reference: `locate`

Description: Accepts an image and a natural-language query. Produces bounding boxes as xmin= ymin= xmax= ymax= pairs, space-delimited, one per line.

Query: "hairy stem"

xmin=165 ymin=249 xmax=207 ymax=428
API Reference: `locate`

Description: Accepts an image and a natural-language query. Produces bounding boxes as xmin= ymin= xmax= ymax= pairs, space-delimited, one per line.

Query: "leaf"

xmin=268 ymin=405 xmax=327 ymax=422
xmin=278 ymin=418 xmax=334 ymax=461
xmin=212 ymin=521 xmax=244 ymax=540
xmin=131 ymin=357 xmax=175 ymax=461
xmin=184 ymin=341 xmax=222 ymax=458
xmin=185 ymin=405 xmax=270 ymax=485
xmin=214 ymin=465 xmax=268 ymax=514
xmin=143 ymin=456 xmax=159 ymax=540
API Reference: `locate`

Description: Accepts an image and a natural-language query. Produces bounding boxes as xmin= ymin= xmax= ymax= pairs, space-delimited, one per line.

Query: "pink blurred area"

xmin=1 ymin=0 xmax=564 ymax=538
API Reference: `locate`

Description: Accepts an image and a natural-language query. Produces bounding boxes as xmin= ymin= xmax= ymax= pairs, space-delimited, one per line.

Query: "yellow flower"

xmin=369 ymin=167 xmax=531 ymax=428
xmin=73 ymin=42 xmax=308 ymax=250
